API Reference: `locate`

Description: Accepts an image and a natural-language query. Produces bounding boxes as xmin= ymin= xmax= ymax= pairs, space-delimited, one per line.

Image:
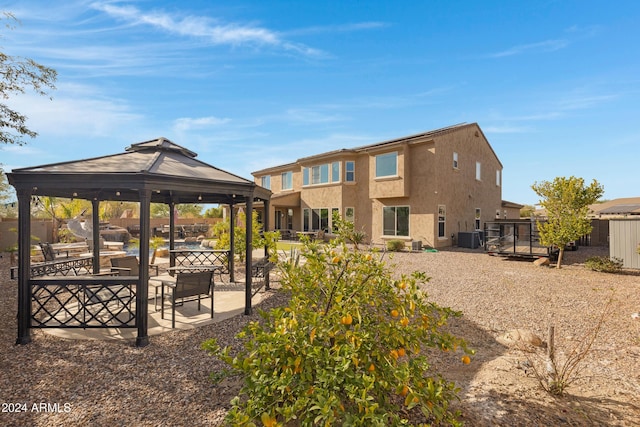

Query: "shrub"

xmin=213 ymin=210 xmax=271 ymax=261
xmin=203 ymin=219 xmax=472 ymax=426
xmin=585 ymin=256 xmax=623 ymax=273
xmin=522 ymin=295 xmax=613 ymax=396
xmin=386 ymin=239 xmax=405 ymax=252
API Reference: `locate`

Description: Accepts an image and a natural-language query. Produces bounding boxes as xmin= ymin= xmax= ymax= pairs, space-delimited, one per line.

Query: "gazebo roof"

xmin=8 ymin=137 xmax=270 ymax=205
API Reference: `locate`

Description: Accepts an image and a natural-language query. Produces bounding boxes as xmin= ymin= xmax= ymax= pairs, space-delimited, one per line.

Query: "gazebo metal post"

xmin=244 ymin=197 xmax=253 ymax=315
xmin=16 ymin=189 xmax=32 ymax=345
xmin=263 ymin=199 xmax=270 ymax=290
xmin=169 ymin=201 xmax=176 ymax=268
xmin=91 ymin=198 xmax=101 ymax=273
xmin=229 ymin=202 xmax=235 ymax=283
xmin=136 ymin=190 xmax=151 ymax=347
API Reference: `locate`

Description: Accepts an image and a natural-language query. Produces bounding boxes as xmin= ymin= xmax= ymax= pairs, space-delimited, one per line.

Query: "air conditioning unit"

xmin=411 ymin=241 xmax=422 ymax=251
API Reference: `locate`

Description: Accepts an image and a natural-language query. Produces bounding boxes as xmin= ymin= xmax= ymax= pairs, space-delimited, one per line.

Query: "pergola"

xmin=7 ymin=137 xmax=271 ymax=347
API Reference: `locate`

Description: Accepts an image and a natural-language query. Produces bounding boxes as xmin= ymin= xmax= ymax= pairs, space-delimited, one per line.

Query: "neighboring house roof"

xmin=253 ymin=122 xmax=502 ymax=175
xmin=589 ymin=197 xmax=640 ymax=216
xmin=597 ymin=204 xmax=640 ymax=215
xmin=502 ymin=200 xmax=524 ymax=209
xmin=534 ymin=197 xmax=640 ymax=218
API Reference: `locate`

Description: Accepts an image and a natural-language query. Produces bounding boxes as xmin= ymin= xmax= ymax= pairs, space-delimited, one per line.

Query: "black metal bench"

xmin=10 ymin=256 xmax=94 ymax=280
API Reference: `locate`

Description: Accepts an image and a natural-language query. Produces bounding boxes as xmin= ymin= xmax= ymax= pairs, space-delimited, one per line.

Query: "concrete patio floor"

xmin=43 ymin=283 xmax=267 ymax=341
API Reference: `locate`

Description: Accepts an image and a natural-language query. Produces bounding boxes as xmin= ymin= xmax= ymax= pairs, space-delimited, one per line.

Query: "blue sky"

xmin=1 ymin=0 xmax=639 ymax=206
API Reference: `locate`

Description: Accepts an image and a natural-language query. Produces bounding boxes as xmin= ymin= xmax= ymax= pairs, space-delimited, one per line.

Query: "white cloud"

xmin=173 ymin=116 xmax=231 ymax=132
xmin=487 ymin=39 xmax=569 ymax=58
xmin=5 ymin=83 xmax=144 ymax=139
xmin=483 ymin=125 xmax=531 ymax=134
xmin=284 ymin=21 xmax=389 ymax=36
xmin=555 ymin=93 xmax=619 ymax=111
xmin=90 ymin=2 xmax=324 ymax=56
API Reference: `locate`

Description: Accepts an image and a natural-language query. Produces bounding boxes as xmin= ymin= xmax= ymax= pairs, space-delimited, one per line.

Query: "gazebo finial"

xmin=126 ymin=137 xmax=198 ymax=158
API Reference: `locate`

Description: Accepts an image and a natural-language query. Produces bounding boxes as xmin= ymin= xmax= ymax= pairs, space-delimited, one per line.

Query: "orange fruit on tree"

xmin=397 ymin=347 xmax=406 ymax=357
xmin=261 ymin=413 xmax=278 ymax=427
xmin=400 ymin=317 xmax=409 ymax=326
xmin=399 ymin=385 xmax=409 ymax=396
xmin=367 ymin=363 xmax=375 ymax=372
xmin=390 ymin=309 xmax=399 ymax=318
xmin=341 ymin=314 xmax=353 ymax=325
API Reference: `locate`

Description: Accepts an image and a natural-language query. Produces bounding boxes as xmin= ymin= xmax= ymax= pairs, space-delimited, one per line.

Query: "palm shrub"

xmin=203 ymin=219 xmax=472 ymax=426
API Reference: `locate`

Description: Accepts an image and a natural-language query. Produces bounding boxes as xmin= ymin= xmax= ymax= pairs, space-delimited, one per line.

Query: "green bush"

xmin=585 ymin=256 xmax=623 ymax=273
xmin=386 ymin=239 xmax=405 ymax=252
xmin=213 ymin=210 xmax=276 ymax=261
xmin=203 ymin=219 xmax=471 ymax=426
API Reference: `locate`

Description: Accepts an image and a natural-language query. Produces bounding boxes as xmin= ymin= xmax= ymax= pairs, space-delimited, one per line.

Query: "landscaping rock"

xmin=496 ymin=329 xmax=545 ymax=348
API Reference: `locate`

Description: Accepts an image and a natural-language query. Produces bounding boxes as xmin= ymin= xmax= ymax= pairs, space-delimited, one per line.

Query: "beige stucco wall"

xmin=368 ymin=145 xmax=410 ymax=199
xmin=429 ymin=126 xmax=503 ymax=247
xmin=253 ymin=123 xmax=503 ymax=249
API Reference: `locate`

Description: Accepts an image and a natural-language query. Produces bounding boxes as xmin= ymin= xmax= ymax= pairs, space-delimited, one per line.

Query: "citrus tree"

xmin=532 ymin=176 xmax=604 ymax=268
xmin=203 ymin=216 xmax=472 ymax=426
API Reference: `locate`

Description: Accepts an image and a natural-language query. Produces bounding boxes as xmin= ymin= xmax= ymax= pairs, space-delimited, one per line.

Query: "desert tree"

xmin=531 ymin=176 xmax=603 ymax=268
xmin=1 ymin=12 xmax=57 ymax=145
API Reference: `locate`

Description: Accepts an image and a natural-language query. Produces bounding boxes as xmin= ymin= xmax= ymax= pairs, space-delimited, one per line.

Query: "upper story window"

xmin=345 ymin=161 xmax=355 ymax=182
xmin=312 ymin=164 xmax=328 ymax=184
xmin=303 ymin=162 xmax=341 ymax=186
xmin=261 ymin=175 xmax=271 ymax=190
xmin=281 ymin=171 xmax=293 ymax=190
xmin=475 ymin=162 xmax=481 ymax=181
xmin=376 ymin=152 xmax=397 ymax=178
xmin=496 ymin=170 xmax=501 ymax=187
xmin=453 ymin=152 xmax=459 ymax=169
xmin=331 ymin=161 xmax=340 ymax=182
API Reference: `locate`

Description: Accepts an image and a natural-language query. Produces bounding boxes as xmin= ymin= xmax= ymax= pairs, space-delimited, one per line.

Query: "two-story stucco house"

xmin=252 ymin=123 xmax=503 ymax=249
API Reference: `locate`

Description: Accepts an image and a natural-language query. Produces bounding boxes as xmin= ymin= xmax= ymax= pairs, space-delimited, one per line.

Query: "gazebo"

xmin=7 ymin=137 xmax=271 ymax=347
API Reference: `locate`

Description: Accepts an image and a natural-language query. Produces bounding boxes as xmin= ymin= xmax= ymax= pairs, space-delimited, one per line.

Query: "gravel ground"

xmin=0 ymin=246 xmax=639 ymax=426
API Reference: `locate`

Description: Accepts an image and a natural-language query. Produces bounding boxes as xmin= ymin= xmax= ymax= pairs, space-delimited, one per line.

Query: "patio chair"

xmin=110 ymin=255 xmax=159 ymax=276
xmin=165 ymin=271 xmax=214 ymax=328
xmin=39 ymin=242 xmax=69 ymax=262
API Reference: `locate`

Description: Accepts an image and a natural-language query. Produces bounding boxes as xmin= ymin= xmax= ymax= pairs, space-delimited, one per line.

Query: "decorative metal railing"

xmin=171 ymin=249 xmax=230 ymax=274
xmin=30 ymin=277 xmax=137 ymax=329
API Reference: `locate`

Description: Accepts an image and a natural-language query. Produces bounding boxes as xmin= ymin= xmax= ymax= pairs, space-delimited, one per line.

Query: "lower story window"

xmin=383 ymin=206 xmax=409 ymax=236
xmin=438 ymin=205 xmax=446 ymax=238
xmin=303 ymin=208 xmax=332 ymax=232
